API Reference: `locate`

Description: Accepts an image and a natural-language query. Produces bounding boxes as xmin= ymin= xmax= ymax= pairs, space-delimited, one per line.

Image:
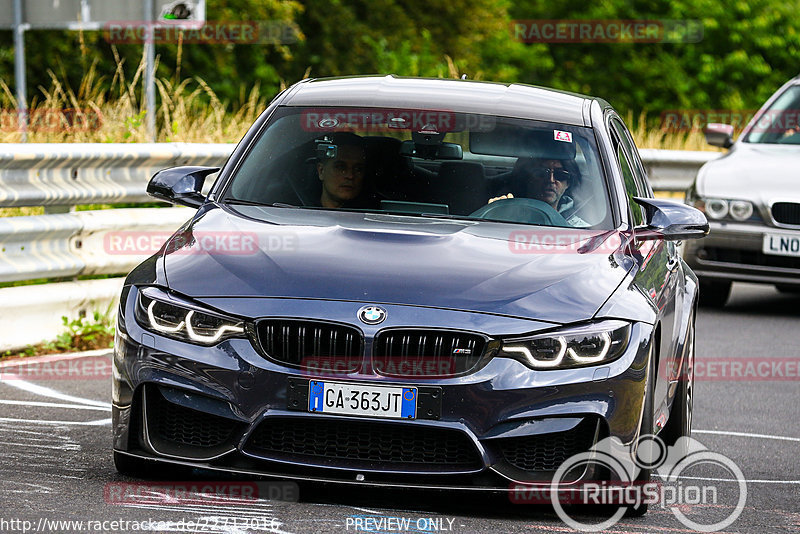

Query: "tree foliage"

xmin=0 ymin=0 xmax=798 ymax=123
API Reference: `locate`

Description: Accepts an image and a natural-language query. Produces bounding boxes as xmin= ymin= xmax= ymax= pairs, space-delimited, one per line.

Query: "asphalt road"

xmin=1 ymin=282 xmax=798 ymax=534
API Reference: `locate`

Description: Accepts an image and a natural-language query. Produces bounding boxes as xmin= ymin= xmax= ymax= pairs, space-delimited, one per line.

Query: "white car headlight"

xmin=498 ymin=320 xmax=631 ymax=370
xmin=135 ymin=287 xmax=245 ymax=345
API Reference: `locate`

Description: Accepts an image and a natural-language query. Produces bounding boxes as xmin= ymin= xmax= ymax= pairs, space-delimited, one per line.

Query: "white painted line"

xmin=0 ymin=399 xmax=111 ymax=411
xmin=0 ymin=377 xmax=110 ymax=408
xmin=695 ymin=429 xmax=800 ymax=443
xmin=676 ymin=475 xmax=800 ymax=485
xmin=0 ymin=417 xmax=112 ymax=426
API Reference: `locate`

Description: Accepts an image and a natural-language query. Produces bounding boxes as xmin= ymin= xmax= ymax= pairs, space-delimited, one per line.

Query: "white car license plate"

xmin=308 ymin=380 xmax=417 ymax=419
xmin=763 ymin=233 xmax=800 ymax=257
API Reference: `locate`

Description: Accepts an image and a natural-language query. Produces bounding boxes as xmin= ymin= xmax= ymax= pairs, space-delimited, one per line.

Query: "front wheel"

xmin=661 ymin=319 xmax=694 ymax=448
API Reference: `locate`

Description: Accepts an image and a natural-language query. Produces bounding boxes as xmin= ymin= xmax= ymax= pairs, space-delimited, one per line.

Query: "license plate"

xmin=308 ymin=380 xmax=417 ymax=419
xmin=763 ymin=233 xmax=800 ymax=257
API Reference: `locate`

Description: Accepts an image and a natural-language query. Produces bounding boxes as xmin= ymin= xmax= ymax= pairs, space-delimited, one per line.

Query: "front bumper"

xmin=112 ymin=287 xmax=655 ymax=491
xmin=683 ymin=221 xmax=800 ymax=286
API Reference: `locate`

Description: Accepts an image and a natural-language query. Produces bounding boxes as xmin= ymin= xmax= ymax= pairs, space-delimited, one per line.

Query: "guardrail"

xmin=0 ymin=143 xmax=231 ymax=208
xmin=0 ymin=144 xmax=721 ymax=351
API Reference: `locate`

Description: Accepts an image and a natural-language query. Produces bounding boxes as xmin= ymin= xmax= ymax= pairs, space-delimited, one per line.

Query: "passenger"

xmin=490 ymin=157 xmax=588 ymax=227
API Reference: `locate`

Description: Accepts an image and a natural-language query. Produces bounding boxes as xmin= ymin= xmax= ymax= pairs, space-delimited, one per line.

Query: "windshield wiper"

xmin=223 ymin=198 xmax=300 ymax=208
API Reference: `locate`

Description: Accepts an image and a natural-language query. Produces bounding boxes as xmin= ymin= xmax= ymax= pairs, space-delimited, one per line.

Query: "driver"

xmin=489 ymin=157 xmax=588 ymax=227
xmin=315 ymin=132 xmax=376 ymax=208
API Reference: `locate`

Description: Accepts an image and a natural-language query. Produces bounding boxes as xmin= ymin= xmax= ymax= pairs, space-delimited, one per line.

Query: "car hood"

xmin=161 ymin=205 xmax=631 ymax=324
xmin=697 ymin=143 xmax=800 ymax=203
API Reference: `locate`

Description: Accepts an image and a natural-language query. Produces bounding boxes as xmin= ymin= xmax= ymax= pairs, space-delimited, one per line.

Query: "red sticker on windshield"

xmin=554 ymin=130 xmax=573 ymax=142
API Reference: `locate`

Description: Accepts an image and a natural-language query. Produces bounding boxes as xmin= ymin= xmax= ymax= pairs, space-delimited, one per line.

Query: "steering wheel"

xmin=469 ymin=197 xmax=569 ymax=226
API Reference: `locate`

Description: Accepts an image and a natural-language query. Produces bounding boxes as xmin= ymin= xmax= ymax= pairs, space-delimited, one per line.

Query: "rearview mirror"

xmin=633 ymin=197 xmax=709 ymax=241
xmin=704 ymin=123 xmax=734 ymax=149
xmin=147 ymin=166 xmax=220 ymax=208
xmin=399 ymin=141 xmax=463 ymax=160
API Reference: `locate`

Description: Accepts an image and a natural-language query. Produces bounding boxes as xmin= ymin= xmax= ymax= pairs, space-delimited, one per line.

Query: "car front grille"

xmin=373 ymin=330 xmax=486 ymax=377
xmin=255 ymin=320 xmax=364 ymax=370
xmin=149 ymin=388 xmax=239 ymax=449
xmin=495 ymin=418 xmax=598 ymax=472
xmin=701 ymin=246 xmax=800 ymax=270
xmin=243 ymin=417 xmax=483 ymax=471
xmin=772 ymin=202 xmax=800 ymax=225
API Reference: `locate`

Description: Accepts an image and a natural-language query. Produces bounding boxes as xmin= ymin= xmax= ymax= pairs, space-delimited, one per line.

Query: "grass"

xmin=0 ymin=48 xmax=272 ymax=144
xmin=0 ymin=50 xmax=739 ymax=149
xmin=0 ymin=309 xmax=115 ymax=360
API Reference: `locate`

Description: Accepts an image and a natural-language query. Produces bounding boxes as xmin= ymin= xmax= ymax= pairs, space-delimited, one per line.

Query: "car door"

xmin=608 ymin=114 xmax=679 ymax=432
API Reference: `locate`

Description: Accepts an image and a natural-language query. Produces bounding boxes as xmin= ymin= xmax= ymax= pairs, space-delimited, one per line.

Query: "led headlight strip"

xmin=499 ymin=320 xmax=629 ymax=370
xmin=138 ymin=288 xmax=245 ymax=345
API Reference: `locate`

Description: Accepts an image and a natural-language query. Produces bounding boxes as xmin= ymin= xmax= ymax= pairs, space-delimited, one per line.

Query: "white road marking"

xmin=695 ymin=429 xmax=800 ymax=443
xmin=0 ymin=440 xmax=80 ymax=451
xmin=677 ymin=475 xmax=800 ymax=485
xmin=0 ymin=417 xmax=111 ymax=426
xmin=0 ymin=376 xmax=110 ymax=408
xmin=0 ymin=399 xmax=111 ymax=411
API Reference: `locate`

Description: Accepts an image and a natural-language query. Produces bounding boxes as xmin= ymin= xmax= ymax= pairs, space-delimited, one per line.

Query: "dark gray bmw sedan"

xmin=112 ymin=76 xmax=707 ymax=508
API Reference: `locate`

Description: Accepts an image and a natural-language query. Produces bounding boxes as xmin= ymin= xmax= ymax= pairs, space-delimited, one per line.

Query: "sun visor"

xmin=470 ymin=126 xmax=577 ymax=159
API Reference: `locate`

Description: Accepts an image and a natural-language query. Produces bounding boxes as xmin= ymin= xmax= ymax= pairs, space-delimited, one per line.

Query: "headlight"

xmin=498 ymin=320 xmax=631 ymax=370
xmin=704 ymin=198 xmax=729 ymax=220
xmin=691 ymin=197 xmax=758 ymax=222
xmin=728 ymin=200 xmax=753 ymax=221
xmin=135 ymin=287 xmax=245 ymax=345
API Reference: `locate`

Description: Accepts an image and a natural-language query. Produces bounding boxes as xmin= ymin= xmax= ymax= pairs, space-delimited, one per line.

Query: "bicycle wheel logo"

xmin=550 ymin=434 xmax=747 ymax=532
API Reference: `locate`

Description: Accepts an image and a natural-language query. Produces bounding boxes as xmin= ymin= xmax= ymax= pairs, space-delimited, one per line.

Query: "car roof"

xmin=282 ymin=75 xmax=603 ymax=127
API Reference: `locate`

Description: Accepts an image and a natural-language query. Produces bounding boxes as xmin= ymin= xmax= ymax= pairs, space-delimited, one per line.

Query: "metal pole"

xmin=13 ymin=0 xmax=27 ymax=142
xmin=144 ymin=0 xmax=156 ymax=141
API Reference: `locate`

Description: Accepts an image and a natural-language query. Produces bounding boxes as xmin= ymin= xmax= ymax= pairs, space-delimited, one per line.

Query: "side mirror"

xmin=146 ymin=166 xmax=219 ymax=208
xmin=633 ymin=197 xmax=709 ymax=241
xmin=704 ymin=123 xmax=734 ymax=149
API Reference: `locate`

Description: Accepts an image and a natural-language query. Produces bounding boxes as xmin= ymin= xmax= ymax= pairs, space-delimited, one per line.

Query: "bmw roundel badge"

xmin=357 ymin=305 xmax=387 ymax=325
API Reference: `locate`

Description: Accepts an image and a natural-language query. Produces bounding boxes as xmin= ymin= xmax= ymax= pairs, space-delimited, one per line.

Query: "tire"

xmin=775 ymin=284 xmax=800 ymax=294
xmin=624 ymin=341 xmax=658 ymax=518
xmin=699 ymin=280 xmax=731 ymax=308
xmin=661 ymin=319 xmax=694 ymax=449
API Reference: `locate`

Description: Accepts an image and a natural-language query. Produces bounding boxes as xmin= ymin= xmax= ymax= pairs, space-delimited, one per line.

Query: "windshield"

xmin=222 ymin=106 xmax=613 ymax=229
xmin=744 ymin=85 xmax=800 ymax=144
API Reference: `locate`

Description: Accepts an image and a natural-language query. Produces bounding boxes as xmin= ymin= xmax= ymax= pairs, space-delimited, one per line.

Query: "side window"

xmin=611 ymin=118 xmax=653 ymax=197
xmin=613 ymin=133 xmax=645 ymax=227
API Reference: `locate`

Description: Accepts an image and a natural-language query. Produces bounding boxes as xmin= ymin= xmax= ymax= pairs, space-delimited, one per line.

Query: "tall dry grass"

xmin=0 ymin=55 xmax=728 ymax=150
xmin=0 ymin=48 xmax=273 ymax=144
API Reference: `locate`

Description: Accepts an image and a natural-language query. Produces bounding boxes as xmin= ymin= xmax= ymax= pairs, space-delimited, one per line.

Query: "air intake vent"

xmin=244 ymin=417 xmax=482 ymax=471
